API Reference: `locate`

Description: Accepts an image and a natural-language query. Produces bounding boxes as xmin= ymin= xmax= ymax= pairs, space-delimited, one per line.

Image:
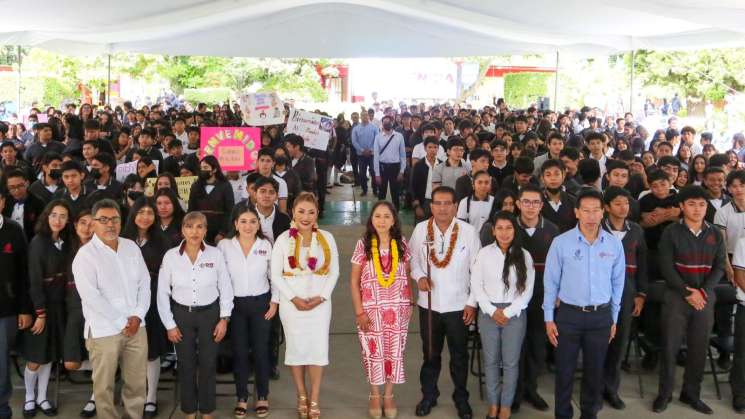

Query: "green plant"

xmin=182 ymin=87 xmax=235 ymax=105
xmin=504 ymin=72 xmax=550 ymax=108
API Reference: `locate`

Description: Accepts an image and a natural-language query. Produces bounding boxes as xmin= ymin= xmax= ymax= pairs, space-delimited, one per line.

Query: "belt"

xmin=171 ymin=299 xmax=218 ymax=313
xmin=235 ymin=292 xmax=271 ymax=301
xmin=43 ymin=273 xmax=66 ymax=283
xmin=561 ymin=302 xmax=610 ymax=312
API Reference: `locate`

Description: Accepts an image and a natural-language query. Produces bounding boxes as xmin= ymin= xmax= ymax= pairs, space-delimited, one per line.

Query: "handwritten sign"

xmin=285 ymin=108 xmax=334 ymax=151
xmin=145 ymin=176 xmax=198 ymax=202
xmin=200 ymin=127 xmax=260 ymax=171
xmin=115 ymin=160 xmax=138 ymax=182
xmin=240 ymin=92 xmax=285 ymax=126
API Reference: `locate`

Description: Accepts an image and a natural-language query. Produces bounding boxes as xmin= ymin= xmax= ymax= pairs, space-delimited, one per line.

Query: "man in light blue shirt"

xmin=543 ymin=188 xmax=625 ymax=419
xmin=351 ymin=111 xmax=378 ymax=196
xmin=373 ymin=115 xmax=406 ymax=210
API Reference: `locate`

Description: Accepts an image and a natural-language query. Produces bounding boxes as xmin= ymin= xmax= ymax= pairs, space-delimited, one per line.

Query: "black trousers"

xmin=714 ymin=279 xmax=737 ymax=352
xmin=357 ymin=155 xmax=375 ymax=194
xmin=314 ymin=155 xmax=328 ymax=212
xmin=730 ymin=304 xmax=745 ymax=399
xmin=640 ymin=280 xmax=666 ymax=350
xmin=514 ymin=303 xmax=547 ymax=404
xmin=350 ymin=149 xmax=359 ymax=184
xmin=173 ymin=301 xmax=220 ymax=415
xmin=603 ymin=286 xmax=635 ymax=396
xmin=232 ymin=293 xmax=272 ymax=400
xmin=378 ymin=162 xmax=402 ymax=210
xmin=554 ymin=304 xmax=612 ymax=419
xmin=418 ymin=307 xmax=469 ymax=404
xmin=657 ymin=288 xmax=715 ymax=400
xmin=269 ymin=313 xmax=281 ymax=371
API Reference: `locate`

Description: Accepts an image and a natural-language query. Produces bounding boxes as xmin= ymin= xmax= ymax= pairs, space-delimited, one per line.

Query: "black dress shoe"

xmin=604 ymin=393 xmax=626 ymax=410
xmin=22 ymin=401 xmax=36 ymax=418
xmin=415 ymin=399 xmax=437 ymax=417
xmin=455 ymin=402 xmax=472 ymax=419
xmin=143 ymin=402 xmax=158 ymax=418
xmin=653 ymin=395 xmax=671 ymax=413
xmin=37 ymin=401 xmax=56 ymax=417
xmin=525 ymin=392 xmax=549 ymax=411
xmin=734 ymin=396 xmax=745 ymax=413
xmin=79 ymin=400 xmax=96 ymax=418
xmin=680 ymin=393 xmax=713 ymax=414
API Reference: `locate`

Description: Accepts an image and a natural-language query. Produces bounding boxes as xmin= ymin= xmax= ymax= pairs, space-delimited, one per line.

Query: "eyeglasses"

xmin=6 ymin=184 xmax=26 ymax=191
xmin=94 ymin=216 xmax=121 ymax=225
xmin=519 ymin=199 xmax=543 ymax=207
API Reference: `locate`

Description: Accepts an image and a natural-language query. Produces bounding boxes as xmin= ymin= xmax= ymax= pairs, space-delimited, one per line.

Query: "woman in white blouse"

xmin=270 ymin=192 xmax=339 ymax=419
xmin=217 ymin=202 xmax=277 ymax=418
xmin=157 ymin=211 xmax=234 ymax=419
xmin=457 ymin=170 xmax=495 ymax=233
xmin=470 ymin=211 xmax=535 ymax=419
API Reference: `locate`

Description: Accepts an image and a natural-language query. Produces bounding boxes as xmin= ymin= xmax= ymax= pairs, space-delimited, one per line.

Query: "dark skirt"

xmin=146 ymin=295 xmax=171 ymax=360
xmin=63 ymin=286 xmax=87 ymax=363
xmin=22 ymin=302 xmax=65 ymax=364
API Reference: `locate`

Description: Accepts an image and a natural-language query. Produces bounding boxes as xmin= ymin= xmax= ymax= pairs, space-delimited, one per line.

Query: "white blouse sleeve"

xmin=471 ymin=246 xmax=496 ymax=317
xmin=157 ymin=251 xmax=177 ymax=330
xmin=215 ymin=250 xmax=234 ymax=318
xmin=270 ymin=232 xmax=297 ymax=301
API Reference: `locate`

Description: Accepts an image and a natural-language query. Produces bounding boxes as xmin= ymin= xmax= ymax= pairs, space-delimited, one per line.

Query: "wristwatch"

xmin=220 ymin=316 xmax=230 ymax=322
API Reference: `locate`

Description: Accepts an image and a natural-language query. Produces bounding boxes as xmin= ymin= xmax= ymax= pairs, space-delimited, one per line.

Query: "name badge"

xmin=199 ymin=262 xmax=214 ymax=268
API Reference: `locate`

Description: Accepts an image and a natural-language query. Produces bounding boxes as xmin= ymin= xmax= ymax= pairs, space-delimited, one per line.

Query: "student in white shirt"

xmin=217 ymin=203 xmax=277 ymax=418
xmin=409 ymin=186 xmax=480 ymax=419
xmin=471 ymin=211 xmax=535 ymax=419
xmin=457 ymin=171 xmax=495 ymax=234
xmin=157 ymin=211 xmax=234 ymax=419
xmin=72 ymin=199 xmax=150 ymax=419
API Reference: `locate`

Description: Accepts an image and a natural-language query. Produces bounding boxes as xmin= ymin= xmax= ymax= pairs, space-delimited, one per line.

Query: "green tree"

xmin=634 ymin=49 xmax=745 ymax=100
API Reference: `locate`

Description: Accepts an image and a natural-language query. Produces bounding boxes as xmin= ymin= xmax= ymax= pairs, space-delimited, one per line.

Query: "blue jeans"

xmin=479 ymin=306 xmax=526 ymax=407
xmin=0 ymin=316 xmax=17 ymax=418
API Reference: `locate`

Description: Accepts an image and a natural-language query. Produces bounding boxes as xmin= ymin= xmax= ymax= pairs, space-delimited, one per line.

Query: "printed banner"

xmin=200 ymin=127 xmax=260 ymax=171
xmin=284 ymin=108 xmax=334 ymax=151
xmin=239 ymin=92 xmax=285 ymax=126
xmin=145 ymin=176 xmax=198 ymax=202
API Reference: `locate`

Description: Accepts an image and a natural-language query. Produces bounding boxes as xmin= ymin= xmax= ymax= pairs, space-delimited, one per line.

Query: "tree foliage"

xmin=504 ymin=72 xmax=551 ymax=108
xmin=634 ymin=49 xmax=745 ymax=100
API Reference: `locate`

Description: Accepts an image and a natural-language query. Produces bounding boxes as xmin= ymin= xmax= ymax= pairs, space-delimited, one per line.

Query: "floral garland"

xmin=372 ymin=237 xmax=399 ymax=288
xmin=427 ymin=217 xmax=459 ymax=269
xmin=285 ymin=222 xmax=331 ymax=276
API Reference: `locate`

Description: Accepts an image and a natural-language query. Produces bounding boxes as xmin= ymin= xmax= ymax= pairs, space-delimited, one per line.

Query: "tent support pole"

xmin=553 ymin=51 xmax=559 ymax=111
xmin=629 ymin=50 xmax=635 ymax=114
xmin=16 ymin=46 xmax=21 ymax=112
xmin=106 ymin=54 xmax=111 ymax=105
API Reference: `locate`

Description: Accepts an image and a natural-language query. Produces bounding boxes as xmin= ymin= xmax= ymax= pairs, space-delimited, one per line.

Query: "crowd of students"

xmin=0 ymin=99 xmax=743 ymax=419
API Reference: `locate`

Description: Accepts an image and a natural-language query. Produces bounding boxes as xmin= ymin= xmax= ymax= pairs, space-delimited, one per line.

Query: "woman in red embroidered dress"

xmin=350 ymin=201 xmax=413 ymax=419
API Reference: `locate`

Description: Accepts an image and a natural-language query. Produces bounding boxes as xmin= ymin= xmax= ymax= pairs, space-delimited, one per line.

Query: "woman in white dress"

xmin=271 ymin=192 xmax=339 ymax=419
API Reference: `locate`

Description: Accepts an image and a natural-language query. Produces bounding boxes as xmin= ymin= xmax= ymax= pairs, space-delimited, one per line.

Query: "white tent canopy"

xmin=2 ymin=0 xmax=745 ymax=57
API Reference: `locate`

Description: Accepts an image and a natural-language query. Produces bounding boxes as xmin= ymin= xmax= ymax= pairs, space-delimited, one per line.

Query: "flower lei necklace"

xmin=427 ymin=217 xmax=459 ymax=268
xmin=286 ymin=222 xmax=331 ymax=276
xmin=371 ymin=237 xmax=399 ymax=288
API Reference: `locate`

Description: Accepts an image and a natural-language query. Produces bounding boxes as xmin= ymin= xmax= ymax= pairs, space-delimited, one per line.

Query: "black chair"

xmin=707 ymin=335 xmax=734 ymax=400
xmin=622 ymin=319 xmax=646 ymax=398
xmin=467 ymin=319 xmax=485 ymax=401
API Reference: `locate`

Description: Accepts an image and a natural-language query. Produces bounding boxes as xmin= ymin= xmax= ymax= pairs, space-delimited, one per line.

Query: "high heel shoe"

xmin=297 ymin=395 xmax=309 ymax=419
xmin=309 ymin=401 xmax=320 ymax=419
xmin=368 ymin=394 xmax=382 ymax=419
xmin=383 ymin=395 xmax=397 ymax=419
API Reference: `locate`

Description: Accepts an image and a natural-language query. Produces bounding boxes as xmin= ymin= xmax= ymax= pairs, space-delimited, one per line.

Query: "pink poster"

xmin=199 ymin=127 xmax=260 ymax=171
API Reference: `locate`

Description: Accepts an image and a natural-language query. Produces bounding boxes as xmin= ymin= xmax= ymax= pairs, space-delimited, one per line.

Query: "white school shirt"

xmin=10 ymin=203 xmax=24 ymax=229
xmin=258 ymin=206 xmax=277 ymax=244
xmin=730 ymin=237 xmax=745 ymax=304
xmin=470 ymin=244 xmax=535 ymax=318
xmin=217 ymin=237 xmax=278 ymax=303
xmin=457 ymin=195 xmax=494 ymax=234
xmin=714 ymin=201 xmax=745 ymax=254
xmin=157 ymin=242 xmax=234 ymax=330
xmin=72 ymin=234 xmax=151 ymax=338
xmin=409 ymin=218 xmax=481 ymax=313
